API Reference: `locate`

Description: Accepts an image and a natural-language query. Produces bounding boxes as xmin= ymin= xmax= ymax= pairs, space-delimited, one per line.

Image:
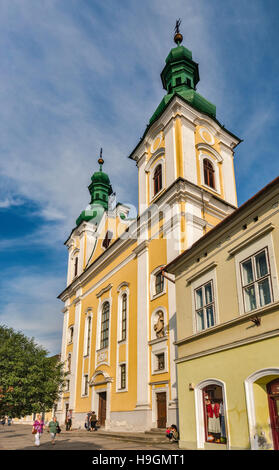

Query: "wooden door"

xmin=157 ymin=392 xmax=167 ymax=428
xmin=267 ymin=379 xmax=279 ymax=450
xmin=98 ymin=392 xmax=107 ymax=427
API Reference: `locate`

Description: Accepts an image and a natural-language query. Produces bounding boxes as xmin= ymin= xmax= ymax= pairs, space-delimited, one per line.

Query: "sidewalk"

xmin=64 ymin=427 xmax=179 ymax=448
xmin=0 ymin=424 xmax=180 ymax=451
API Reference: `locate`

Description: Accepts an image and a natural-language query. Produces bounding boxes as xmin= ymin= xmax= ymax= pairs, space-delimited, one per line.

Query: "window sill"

xmin=117 ymin=388 xmax=128 ymax=393
xmin=201 ymin=183 xmax=221 ymax=196
xmin=175 ymin=300 xmax=279 ymax=347
xmin=118 ymin=339 xmax=127 ymax=345
xmin=150 ymin=187 xmax=165 ymax=204
xmin=152 ymin=369 xmax=168 ymax=376
xmin=151 ymin=290 xmax=166 ymax=301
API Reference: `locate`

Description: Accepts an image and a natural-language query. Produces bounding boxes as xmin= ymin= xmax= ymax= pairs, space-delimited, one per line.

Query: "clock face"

xmin=199 ymin=127 xmax=215 ymax=146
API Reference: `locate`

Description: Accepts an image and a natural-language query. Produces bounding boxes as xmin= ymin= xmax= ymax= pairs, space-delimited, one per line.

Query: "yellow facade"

xmin=57 ymin=38 xmax=241 ymax=431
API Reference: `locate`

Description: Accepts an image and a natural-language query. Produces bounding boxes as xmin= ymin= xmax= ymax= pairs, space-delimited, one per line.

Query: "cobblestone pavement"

xmin=0 ymin=424 xmax=180 ymax=451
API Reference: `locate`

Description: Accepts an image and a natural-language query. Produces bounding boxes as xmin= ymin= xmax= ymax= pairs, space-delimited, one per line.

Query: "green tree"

xmin=0 ymin=325 xmax=66 ymax=418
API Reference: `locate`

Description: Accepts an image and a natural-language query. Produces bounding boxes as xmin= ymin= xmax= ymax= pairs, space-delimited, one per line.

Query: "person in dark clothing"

xmin=90 ymin=411 xmax=98 ymax=431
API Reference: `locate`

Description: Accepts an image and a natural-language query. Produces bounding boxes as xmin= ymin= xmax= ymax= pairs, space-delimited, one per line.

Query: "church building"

xmin=56 ymin=27 xmax=241 ymax=431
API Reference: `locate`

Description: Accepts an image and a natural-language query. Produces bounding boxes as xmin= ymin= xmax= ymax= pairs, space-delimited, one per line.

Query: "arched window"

xmin=121 ymin=294 xmax=127 ymax=341
xmin=102 ymin=231 xmax=113 ymax=249
xmin=202 ymin=384 xmax=227 ymax=445
xmin=74 ymin=257 xmax=78 ymax=277
xmin=153 ymin=164 xmax=162 ymax=195
xmin=84 ymin=315 xmax=92 ymax=356
xmin=100 ymin=302 xmax=110 ymax=349
xmin=203 ymin=159 xmax=215 ymax=189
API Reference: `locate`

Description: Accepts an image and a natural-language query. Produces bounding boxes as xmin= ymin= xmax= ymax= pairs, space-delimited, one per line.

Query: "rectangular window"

xmin=83 ymin=374 xmax=89 ymax=396
xmin=120 ymin=364 xmax=126 ymax=390
xmin=84 ymin=316 xmax=91 ymax=356
xmin=156 ymin=353 xmax=165 ymax=371
xmin=195 ymin=280 xmax=215 ymax=332
xmin=155 ymin=272 xmax=164 ymax=295
xmin=68 ymin=326 xmax=74 ymax=344
xmin=240 ymin=248 xmax=272 ymax=312
xmin=100 ymin=302 xmax=110 ymax=349
xmin=121 ymin=294 xmax=127 ymax=341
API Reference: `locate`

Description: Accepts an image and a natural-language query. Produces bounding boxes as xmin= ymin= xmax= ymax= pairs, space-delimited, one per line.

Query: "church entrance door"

xmin=157 ymin=392 xmax=167 ymax=428
xmin=98 ymin=392 xmax=107 ymax=427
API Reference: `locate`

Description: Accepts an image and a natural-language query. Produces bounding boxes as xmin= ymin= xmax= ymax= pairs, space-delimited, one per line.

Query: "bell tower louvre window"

xmin=153 ymin=164 xmax=162 ymax=195
xmin=74 ymin=257 xmax=78 ymax=277
xmin=102 ymin=230 xmax=113 ymax=249
xmin=203 ymin=159 xmax=215 ymax=189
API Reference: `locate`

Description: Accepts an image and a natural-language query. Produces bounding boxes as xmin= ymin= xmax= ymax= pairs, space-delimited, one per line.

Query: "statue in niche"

xmin=154 ymin=311 xmax=165 ymax=338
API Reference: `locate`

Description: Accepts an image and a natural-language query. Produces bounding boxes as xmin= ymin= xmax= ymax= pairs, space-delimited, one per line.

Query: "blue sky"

xmin=0 ymin=0 xmax=279 ymax=355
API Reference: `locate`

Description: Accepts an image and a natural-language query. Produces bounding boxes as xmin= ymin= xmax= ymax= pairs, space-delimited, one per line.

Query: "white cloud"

xmin=0 ymin=197 xmax=23 ymax=208
xmin=0 ymin=268 xmax=65 ymax=355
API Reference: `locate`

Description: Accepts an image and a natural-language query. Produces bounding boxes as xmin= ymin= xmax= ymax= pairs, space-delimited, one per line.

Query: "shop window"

xmin=203 ymin=159 xmax=215 ymax=189
xmin=203 ymin=385 xmax=227 ymax=444
xmin=240 ymin=248 xmax=272 ymax=312
xmin=195 ymin=280 xmax=215 ymax=332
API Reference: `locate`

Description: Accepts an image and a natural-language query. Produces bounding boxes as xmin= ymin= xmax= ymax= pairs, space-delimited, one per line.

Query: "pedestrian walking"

xmin=32 ymin=414 xmax=44 ymax=447
xmin=1 ymin=416 xmax=5 ymax=430
xmin=86 ymin=411 xmax=92 ymax=431
xmin=65 ymin=409 xmax=72 ymax=431
xmin=90 ymin=411 xmax=98 ymax=431
xmin=7 ymin=416 xmax=12 ymax=426
xmin=48 ymin=416 xmax=60 ymax=445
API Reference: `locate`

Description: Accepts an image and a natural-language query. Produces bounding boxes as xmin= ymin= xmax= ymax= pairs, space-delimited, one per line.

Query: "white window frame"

xmin=82 ymin=374 xmax=89 ymax=397
xmin=234 ymin=232 xmax=279 ymax=316
xmin=240 ymin=247 xmax=273 ymax=313
xmin=118 ymin=363 xmax=127 ymax=392
xmin=198 ymin=151 xmax=221 ymax=195
xmin=194 ymin=280 xmax=216 ymax=332
xmin=148 ymin=156 xmax=166 ymax=202
xmin=191 ymin=269 xmax=219 ymax=334
xmin=68 ymin=326 xmax=74 ymax=344
xmin=83 ymin=313 xmax=92 ymax=357
xmin=151 ymin=344 xmax=168 ymax=375
xmin=96 ymin=297 xmax=112 ymax=353
xmin=71 ymin=248 xmax=80 ymax=280
xmin=150 ymin=266 xmax=167 ymax=301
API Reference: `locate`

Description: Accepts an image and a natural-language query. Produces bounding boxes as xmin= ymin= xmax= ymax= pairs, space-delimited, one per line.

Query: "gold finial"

xmin=174 ymin=19 xmax=183 ymax=45
xmin=98 ymin=147 xmax=104 ymax=169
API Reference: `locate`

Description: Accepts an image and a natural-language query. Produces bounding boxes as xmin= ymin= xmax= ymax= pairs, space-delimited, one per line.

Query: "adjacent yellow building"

xmin=56 ymin=30 xmax=241 ymax=432
xmin=166 ymin=177 xmax=279 ymax=450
